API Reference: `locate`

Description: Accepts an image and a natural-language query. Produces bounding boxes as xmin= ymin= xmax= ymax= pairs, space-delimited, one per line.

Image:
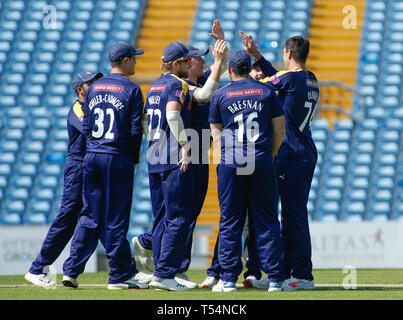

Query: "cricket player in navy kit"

xmin=142 ymin=40 xmax=227 ymax=291
xmin=62 ymin=42 xmax=150 ymax=289
xmin=24 ymin=71 xmax=103 ymax=288
xmin=201 ymin=57 xmax=268 ymax=290
xmin=208 ymin=50 xmax=286 ymax=292
xmin=132 ymin=39 xmax=228 ymax=289
xmin=241 ymin=33 xmax=319 ymax=290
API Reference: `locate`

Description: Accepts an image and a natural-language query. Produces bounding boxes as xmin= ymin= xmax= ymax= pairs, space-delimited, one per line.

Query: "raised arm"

xmin=193 ymin=39 xmax=228 ymax=102
xmin=239 ymin=31 xmax=278 ymax=77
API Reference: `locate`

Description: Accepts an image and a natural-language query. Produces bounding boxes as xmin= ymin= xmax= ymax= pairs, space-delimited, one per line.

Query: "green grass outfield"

xmin=0 ymin=269 xmax=403 ymax=300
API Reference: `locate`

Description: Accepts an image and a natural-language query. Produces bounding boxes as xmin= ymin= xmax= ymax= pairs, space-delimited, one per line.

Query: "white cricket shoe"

xmin=201 ymin=276 xmax=219 ymax=288
xmin=24 ymin=272 xmax=56 ymax=288
xmin=107 ymin=277 xmax=149 ymax=290
xmin=212 ymin=279 xmax=237 ymax=292
xmin=242 ymin=275 xmax=257 ymax=288
xmin=149 ymin=276 xmax=188 ymax=291
xmin=132 ymin=236 xmax=154 ymax=273
xmin=282 ymin=277 xmax=315 ymax=291
xmin=62 ymin=275 xmax=79 ymax=288
xmin=174 ymin=273 xmax=198 ymax=289
xmin=133 ymin=271 xmax=154 ymax=283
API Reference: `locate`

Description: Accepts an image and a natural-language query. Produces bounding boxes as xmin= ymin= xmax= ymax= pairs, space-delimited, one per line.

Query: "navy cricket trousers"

xmin=207 ymin=214 xmax=262 ymax=280
xmin=216 ymin=164 xmax=284 ymax=283
xmin=63 ymin=152 xmax=137 ymax=284
xmin=29 ymin=158 xmax=83 ymax=275
xmin=179 ymin=163 xmax=209 ymax=273
xmin=137 ymin=164 xmax=208 ymax=274
xmin=276 ymin=158 xmax=315 ymax=281
xmin=149 ymin=165 xmax=193 ymax=279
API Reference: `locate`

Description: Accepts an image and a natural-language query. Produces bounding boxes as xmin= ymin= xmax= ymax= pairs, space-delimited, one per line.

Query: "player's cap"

xmin=162 ymin=42 xmax=206 ymax=63
xmin=228 ymin=50 xmax=251 ymax=71
xmin=109 ymin=42 xmax=144 ymax=62
xmin=185 ymin=44 xmax=209 ymax=57
xmin=72 ymin=71 xmax=103 ymax=91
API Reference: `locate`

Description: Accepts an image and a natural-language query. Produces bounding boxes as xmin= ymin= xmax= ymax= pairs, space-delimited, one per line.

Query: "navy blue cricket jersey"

xmin=260 ymin=68 xmax=320 ymax=163
xmin=209 ymin=78 xmax=284 ymax=167
xmin=67 ymin=100 xmax=86 ymax=161
xmin=145 ymin=72 xmax=192 ymax=173
xmin=82 ymin=73 xmax=144 ymax=163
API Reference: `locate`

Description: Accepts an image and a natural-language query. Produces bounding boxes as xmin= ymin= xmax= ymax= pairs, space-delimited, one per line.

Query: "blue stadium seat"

xmin=20 ymin=152 xmax=41 ymax=165
xmin=316 ymin=201 xmax=339 ymax=222
xmin=37 ymin=176 xmax=59 ymax=189
xmin=8 ymin=188 xmax=30 ymax=201
xmin=131 ymin=212 xmax=152 ymax=225
xmin=342 ymin=201 xmax=366 ymax=222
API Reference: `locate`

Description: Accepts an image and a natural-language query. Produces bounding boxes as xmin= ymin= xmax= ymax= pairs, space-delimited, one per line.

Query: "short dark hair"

xmin=109 ymin=55 xmax=123 ymax=67
xmin=285 ymin=36 xmax=310 ymax=63
xmin=231 ymin=61 xmax=251 ymax=77
xmin=251 ymin=62 xmax=261 ymax=70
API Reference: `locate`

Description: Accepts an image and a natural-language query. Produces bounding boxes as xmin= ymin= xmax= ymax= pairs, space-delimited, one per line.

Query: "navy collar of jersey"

xmin=230 ymin=78 xmax=252 ymax=84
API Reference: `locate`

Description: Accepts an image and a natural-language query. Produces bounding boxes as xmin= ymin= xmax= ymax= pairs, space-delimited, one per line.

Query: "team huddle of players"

xmin=24 ymin=20 xmax=319 ymax=292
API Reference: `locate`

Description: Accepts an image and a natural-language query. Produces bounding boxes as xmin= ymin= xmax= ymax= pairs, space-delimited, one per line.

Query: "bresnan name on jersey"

xmin=88 ymin=93 xmax=125 ymax=111
xmin=227 ymin=99 xmax=264 ymax=114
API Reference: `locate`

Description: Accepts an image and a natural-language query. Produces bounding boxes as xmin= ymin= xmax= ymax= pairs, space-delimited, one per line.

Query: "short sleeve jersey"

xmin=209 ymin=78 xmax=284 ymax=168
xmin=145 ymin=73 xmax=192 ymax=173
xmin=82 ymin=73 xmax=144 ymax=162
xmin=261 ymin=69 xmax=320 ymax=163
xmin=67 ymin=100 xmax=86 ymax=161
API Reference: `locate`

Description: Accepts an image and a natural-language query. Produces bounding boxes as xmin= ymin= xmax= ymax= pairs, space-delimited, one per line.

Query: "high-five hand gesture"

xmin=239 ymin=31 xmax=262 ymax=61
xmin=211 ymin=39 xmax=229 ymax=65
xmin=210 ymin=19 xmax=225 ymax=40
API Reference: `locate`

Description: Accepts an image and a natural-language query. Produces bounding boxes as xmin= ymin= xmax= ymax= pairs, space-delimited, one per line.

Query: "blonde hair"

xmin=160 ymin=56 xmax=174 ymax=73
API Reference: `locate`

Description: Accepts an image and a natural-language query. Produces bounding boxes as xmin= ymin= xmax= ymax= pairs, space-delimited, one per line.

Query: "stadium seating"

xmin=0 ymin=0 xmax=148 ymax=231
xmin=191 ymin=0 xmax=313 ymax=65
xmin=354 ymin=0 xmax=403 ymax=120
xmin=0 ymin=0 xmax=402 ymax=232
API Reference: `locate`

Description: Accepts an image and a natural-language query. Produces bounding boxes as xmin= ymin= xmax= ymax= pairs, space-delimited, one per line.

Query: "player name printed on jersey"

xmin=226 ymin=89 xmax=265 ymax=114
xmin=88 ymin=93 xmax=125 ymax=111
xmin=148 ymin=95 xmax=161 ymax=105
xmin=227 ymin=99 xmax=264 ymax=114
xmin=308 ymin=90 xmax=319 ymax=101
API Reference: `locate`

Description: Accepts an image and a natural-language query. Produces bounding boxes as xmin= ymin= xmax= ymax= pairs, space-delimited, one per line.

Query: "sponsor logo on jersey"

xmin=175 ymin=90 xmax=185 ymax=100
xmin=226 ymin=89 xmax=263 ymax=98
xmin=271 ymin=74 xmax=280 ymax=85
xmin=149 ymin=85 xmax=166 ymax=92
xmin=93 ymin=85 xmax=124 ymax=92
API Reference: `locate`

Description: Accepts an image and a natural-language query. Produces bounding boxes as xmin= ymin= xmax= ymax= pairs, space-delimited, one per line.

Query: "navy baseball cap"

xmin=72 ymin=71 xmax=103 ymax=91
xmin=228 ymin=50 xmax=251 ymax=71
xmin=109 ymin=41 xmax=144 ymax=62
xmin=185 ymin=44 xmax=209 ymax=57
xmin=162 ymin=42 xmax=207 ymax=63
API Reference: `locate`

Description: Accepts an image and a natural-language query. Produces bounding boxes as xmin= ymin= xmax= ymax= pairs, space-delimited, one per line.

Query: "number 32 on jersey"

xmin=92 ymin=107 xmax=115 ymax=139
